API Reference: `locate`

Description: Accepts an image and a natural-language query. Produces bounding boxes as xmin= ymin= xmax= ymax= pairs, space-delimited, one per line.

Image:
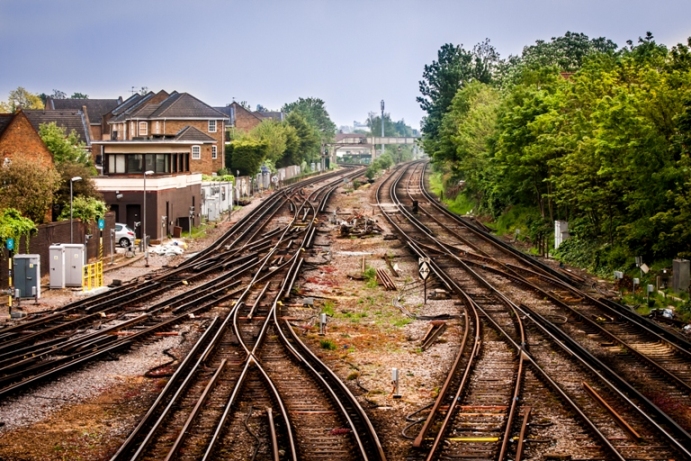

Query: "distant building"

xmin=215 ymin=102 xmax=285 ymax=138
xmin=91 ymin=90 xmax=229 ymax=241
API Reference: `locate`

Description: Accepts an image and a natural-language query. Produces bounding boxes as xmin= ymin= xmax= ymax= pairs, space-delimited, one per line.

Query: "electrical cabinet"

xmin=49 ymin=245 xmax=65 ymax=289
xmin=13 ymin=254 xmax=40 ymax=299
xmin=673 ymin=259 xmax=690 ymax=293
xmin=64 ymin=244 xmax=85 ymax=288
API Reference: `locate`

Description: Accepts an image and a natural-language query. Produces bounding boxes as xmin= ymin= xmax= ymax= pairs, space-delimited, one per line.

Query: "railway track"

xmin=378 ymin=161 xmax=691 ymax=460
xmin=0 ymin=168 xmax=356 ymax=399
xmin=106 ymin=170 xmax=386 ymax=461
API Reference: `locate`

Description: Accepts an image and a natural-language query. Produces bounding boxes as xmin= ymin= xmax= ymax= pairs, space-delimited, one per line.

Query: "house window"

xmin=208 ymin=120 xmax=216 ymax=133
xmin=139 ymin=122 xmax=148 ymax=136
xmin=212 ymin=145 xmax=217 ymax=159
xmin=192 ymin=145 xmax=201 ymax=160
xmin=154 ymin=121 xmax=161 ymax=134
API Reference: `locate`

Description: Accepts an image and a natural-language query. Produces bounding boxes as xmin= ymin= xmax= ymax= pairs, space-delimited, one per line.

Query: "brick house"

xmin=0 ymin=110 xmax=54 ymax=168
xmin=91 ymin=91 xmax=228 ymax=241
xmin=23 ymin=109 xmax=93 ymax=157
xmin=215 ymin=102 xmax=264 ymax=137
xmin=98 ymin=90 xmax=228 ymax=175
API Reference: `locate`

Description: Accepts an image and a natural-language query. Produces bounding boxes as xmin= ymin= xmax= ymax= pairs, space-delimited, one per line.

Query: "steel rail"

xmin=385 ymin=163 xmax=523 ymax=460
xmin=410 ymin=162 xmax=691 ymax=458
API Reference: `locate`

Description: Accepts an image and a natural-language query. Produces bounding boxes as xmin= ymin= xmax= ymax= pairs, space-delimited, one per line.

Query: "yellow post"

xmin=7 ymin=250 xmax=12 ymax=315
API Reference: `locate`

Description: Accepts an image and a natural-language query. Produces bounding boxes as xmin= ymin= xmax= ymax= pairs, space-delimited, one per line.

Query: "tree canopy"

xmin=0 ymin=158 xmax=61 ymax=224
xmin=423 ymin=31 xmax=691 ymax=268
xmin=281 ymin=97 xmax=336 ymax=144
xmin=0 ymin=87 xmax=44 ymax=112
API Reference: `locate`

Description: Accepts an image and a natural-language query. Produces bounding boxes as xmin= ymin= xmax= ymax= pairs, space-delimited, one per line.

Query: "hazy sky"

xmin=1 ymin=1 xmax=690 ymax=131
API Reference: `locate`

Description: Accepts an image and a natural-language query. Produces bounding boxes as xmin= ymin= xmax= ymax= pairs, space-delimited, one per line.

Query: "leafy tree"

xmin=417 ymin=40 xmax=499 ymax=156
xmin=436 ymin=81 xmax=502 ymax=209
xmin=39 ymin=122 xmax=91 ymax=165
xmin=226 ymin=139 xmax=268 ymax=176
xmin=56 ymin=196 xmax=107 ymax=223
xmin=0 ymin=87 xmax=44 ymax=112
xmin=53 ymin=162 xmax=101 ymax=220
xmin=0 ymin=208 xmax=37 ymax=253
xmin=281 ymin=97 xmax=336 ymax=143
xmin=70 ymin=92 xmax=88 ymax=99
xmin=249 ymin=120 xmax=288 ymax=164
xmin=284 ymin=112 xmax=320 ymax=165
xmin=0 ymin=158 xmax=60 ymax=224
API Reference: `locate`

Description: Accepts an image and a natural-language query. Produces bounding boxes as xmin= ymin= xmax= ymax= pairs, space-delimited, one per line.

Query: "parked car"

xmin=115 ymin=223 xmax=136 ymax=247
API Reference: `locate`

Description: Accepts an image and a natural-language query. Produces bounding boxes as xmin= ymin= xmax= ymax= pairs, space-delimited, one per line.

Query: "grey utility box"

xmin=13 ymin=254 xmax=41 ymax=299
xmin=673 ymin=259 xmax=690 ymax=293
xmin=49 ymin=244 xmax=66 ymax=289
xmin=64 ymin=244 xmax=85 ymax=288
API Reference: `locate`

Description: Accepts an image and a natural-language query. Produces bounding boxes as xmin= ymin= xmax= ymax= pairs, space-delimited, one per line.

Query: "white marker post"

xmin=419 ymin=257 xmax=431 ymax=304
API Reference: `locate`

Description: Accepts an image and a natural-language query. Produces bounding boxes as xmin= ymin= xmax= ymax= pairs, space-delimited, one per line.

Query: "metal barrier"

xmin=82 ymin=261 xmax=104 ymax=291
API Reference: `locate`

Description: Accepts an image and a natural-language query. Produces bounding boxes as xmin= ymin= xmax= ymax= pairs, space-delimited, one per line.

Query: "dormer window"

xmin=208 ymin=120 xmax=217 ymax=133
xmin=192 ymin=145 xmax=201 ymax=160
xmin=139 ymin=122 xmax=148 ymax=136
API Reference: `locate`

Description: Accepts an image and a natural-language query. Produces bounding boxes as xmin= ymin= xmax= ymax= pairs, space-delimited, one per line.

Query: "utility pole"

xmin=380 ymin=100 xmax=385 ymax=159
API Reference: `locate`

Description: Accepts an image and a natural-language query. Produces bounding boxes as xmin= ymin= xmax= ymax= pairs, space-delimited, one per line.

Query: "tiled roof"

xmin=109 ymin=91 xmax=228 ymax=123
xmin=110 ymin=93 xmax=158 ymax=121
xmin=0 ymin=114 xmax=14 ymax=138
xmin=175 ymin=126 xmax=217 ymax=143
xmin=150 ymin=93 xmax=229 ymax=119
xmin=48 ymin=98 xmax=122 ymax=124
xmin=23 ymin=110 xmax=91 ymax=145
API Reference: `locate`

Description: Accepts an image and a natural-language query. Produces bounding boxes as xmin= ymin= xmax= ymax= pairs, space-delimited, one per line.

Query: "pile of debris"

xmin=150 ymin=239 xmax=188 ymax=256
xmin=333 ymin=212 xmax=383 ymax=238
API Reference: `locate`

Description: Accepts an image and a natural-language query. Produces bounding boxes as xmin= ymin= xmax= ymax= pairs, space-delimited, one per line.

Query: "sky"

xmin=1 ymin=0 xmax=690 ymax=131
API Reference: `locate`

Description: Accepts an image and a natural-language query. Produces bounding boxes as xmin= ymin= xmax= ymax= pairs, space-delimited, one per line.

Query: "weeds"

xmin=319 ymin=339 xmax=337 ymax=350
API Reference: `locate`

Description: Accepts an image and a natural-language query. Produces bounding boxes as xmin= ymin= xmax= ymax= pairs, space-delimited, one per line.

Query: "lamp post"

xmin=143 ymin=170 xmax=154 ymax=267
xmin=70 ymin=176 xmax=82 ymax=243
xmin=380 ymin=100 xmax=385 ymax=158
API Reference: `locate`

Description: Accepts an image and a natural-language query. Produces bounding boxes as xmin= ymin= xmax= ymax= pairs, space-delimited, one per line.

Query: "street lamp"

xmin=70 ymin=176 xmax=82 ymax=243
xmin=143 ymin=170 xmax=154 ymax=267
xmin=380 ymin=100 xmax=385 ymax=158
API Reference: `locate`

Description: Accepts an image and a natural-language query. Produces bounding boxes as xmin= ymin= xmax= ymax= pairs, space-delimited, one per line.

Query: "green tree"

xmin=56 ymin=196 xmax=107 ymax=223
xmin=53 ymin=162 xmax=102 ymax=220
xmin=284 ymin=112 xmax=320 ymax=165
xmin=281 ymin=97 xmax=336 ymax=143
xmin=0 ymin=208 xmax=37 ymax=253
xmin=0 ymin=158 xmax=61 ymax=224
xmin=70 ymin=92 xmax=88 ymax=99
xmin=39 ymin=122 xmax=91 ymax=165
xmin=417 ymin=40 xmax=499 ymax=156
xmin=249 ymin=120 xmax=288 ymax=164
xmin=226 ymin=139 xmax=268 ymax=176
xmin=0 ymin=87 xmax=44 ymax=112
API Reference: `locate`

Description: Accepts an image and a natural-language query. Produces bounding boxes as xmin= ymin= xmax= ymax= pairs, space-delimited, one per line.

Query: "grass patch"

xmin=319 ymin=339 xmax=337 ymax=350
xmin=322 ymin=300 xmax=335 ymax=316
xmin=363 ymin=266 xmax=378 ymax=289
xmin=393 ymin=318 xmax=412 ymax=327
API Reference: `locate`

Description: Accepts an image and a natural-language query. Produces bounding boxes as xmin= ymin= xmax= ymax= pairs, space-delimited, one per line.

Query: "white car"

xmin=115 ymin=223 xmax=136 ymax=247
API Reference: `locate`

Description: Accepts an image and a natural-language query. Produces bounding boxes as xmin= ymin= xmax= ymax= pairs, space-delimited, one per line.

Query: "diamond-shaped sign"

xmin=419 ymin=261 xmax=431 ymax=280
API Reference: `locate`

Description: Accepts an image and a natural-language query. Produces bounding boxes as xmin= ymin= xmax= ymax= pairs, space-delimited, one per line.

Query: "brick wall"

xmin=0 ymin=212 xmax=116 ymax=289
xmin=0 ymin=111 xmax=54 ymax=167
